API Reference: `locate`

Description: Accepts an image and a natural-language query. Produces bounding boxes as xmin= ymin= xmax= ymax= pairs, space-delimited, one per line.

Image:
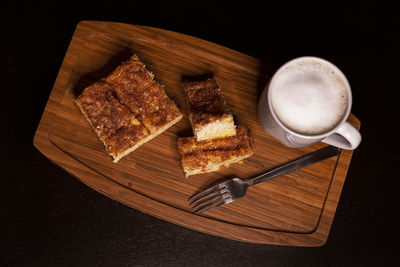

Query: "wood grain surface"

xmin=33 ymin=21 xmax=360 ymax=246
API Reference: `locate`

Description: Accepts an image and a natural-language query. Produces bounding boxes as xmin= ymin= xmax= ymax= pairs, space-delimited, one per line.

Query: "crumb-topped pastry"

xmin=183 ymin=78 xmax=236 ymax=141
xmin=178 ymin=126 xmax=255 ymax=177
xmin=75 ymin=55 xmax=182 ymax=162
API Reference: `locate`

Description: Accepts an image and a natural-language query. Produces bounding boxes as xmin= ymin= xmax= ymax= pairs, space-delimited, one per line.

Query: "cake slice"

xmin=105 ymin=54 xmax=183 ymax=137
xmin=183 ymin=78 xmax=236 ymax=141
xmin=178 ymin=126 xmax=255 ymax=177
xmin=76 ymin=55 xmax=183 ymax=162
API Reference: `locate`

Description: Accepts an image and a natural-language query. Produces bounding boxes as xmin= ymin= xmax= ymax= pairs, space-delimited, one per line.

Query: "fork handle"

xmin=246 ymin=146 xmax=340 ymax=187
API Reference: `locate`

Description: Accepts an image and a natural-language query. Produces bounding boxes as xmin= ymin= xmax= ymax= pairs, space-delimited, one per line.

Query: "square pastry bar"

xmin=75 ymin=55 xmax=183 ymax=162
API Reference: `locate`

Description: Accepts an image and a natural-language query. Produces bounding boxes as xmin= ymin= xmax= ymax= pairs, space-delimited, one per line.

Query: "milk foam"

xmin=270 ymin=59 xmax=348 ymax=135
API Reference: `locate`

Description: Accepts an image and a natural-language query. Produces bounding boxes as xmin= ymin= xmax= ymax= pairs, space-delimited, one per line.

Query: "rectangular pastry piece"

xmin=75 ymin=55 xmax=183 ymax=162
xmin=178 ymin=126 xmax=255 ymax=177
xmin=183 ymin=78 xmax=236 ymax=141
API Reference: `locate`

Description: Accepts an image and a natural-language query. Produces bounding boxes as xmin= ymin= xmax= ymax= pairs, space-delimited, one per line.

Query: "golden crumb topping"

xmin=76 ymin=81 xmax=133 ymax=138
xmin=183 ymin=78 xmax=227 ymax=125
xmin=105 ymin=124 xmax=149 ymax=156
xmin=107 ymin=56 xmax=182 ymax=133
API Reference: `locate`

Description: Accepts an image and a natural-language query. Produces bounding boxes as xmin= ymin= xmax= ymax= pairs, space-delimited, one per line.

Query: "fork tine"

xmin=192 ymin=192 xmax=229 ymax=213
xmin=194 ymin=197 xmax=231 ymax=214
xmin=189 ymin=188 xmax=228 ymax=210
xmin=188 ymin=182 xmax=226 ymax=202
xmin=189 ymin=187 xmax=228 ymax=207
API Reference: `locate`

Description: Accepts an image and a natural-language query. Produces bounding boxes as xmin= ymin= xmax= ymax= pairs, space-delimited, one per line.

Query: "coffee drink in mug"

xmin=258 ymin=57 xmax=361 ymax=149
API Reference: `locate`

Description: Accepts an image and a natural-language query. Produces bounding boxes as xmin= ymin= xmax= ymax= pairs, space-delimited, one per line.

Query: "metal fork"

xmin=188 ymin=146 xmax=340 ymax=214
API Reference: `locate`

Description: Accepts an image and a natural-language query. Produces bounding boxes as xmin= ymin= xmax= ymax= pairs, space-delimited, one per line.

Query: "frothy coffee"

xmin=270 ymin=59 xmax=348 ymax=135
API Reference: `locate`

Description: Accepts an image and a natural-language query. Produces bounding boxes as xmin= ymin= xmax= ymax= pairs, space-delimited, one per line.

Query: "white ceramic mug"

xmin=258 ymin=56 xmax=361 ymax=150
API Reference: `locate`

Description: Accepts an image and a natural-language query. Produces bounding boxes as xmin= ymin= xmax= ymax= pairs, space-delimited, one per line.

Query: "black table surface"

xmin=2 ymin=1 xmax=399 ymax=266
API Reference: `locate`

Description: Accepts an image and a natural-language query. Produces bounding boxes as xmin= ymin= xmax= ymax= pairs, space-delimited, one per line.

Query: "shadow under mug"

xmin=258 ymin=56 xmax=361 ymax=150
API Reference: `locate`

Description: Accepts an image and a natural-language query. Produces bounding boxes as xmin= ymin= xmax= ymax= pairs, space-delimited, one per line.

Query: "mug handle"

xmin=322 ymin=121 xmax=361 ymax=150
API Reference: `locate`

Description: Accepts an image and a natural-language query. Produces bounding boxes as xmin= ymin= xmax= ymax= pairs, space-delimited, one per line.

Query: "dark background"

xmin=1 ymin=1 xmax=399 ymax=266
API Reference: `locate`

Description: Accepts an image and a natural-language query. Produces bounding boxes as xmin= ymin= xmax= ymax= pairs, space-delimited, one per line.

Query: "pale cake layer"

xmin=193 ymin=113 xmax=236 ymax=141
xmin=178 ymin=125 xmax=252 ymax=154
xmin=183 ymin=78 xmax=236 ymax=141
xmin=178 ymin=126 xmax=255 ymax=177
xmin=76 ymin=55 xmax=182 ymax=162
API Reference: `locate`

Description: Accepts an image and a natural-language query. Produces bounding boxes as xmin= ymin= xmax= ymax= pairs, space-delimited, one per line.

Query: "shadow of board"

xmin=72 ymin=48 xmax=132 ymax=97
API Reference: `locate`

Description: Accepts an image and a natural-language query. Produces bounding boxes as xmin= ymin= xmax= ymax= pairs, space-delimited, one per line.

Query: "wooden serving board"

xmin=34 ymin=21 xmax=360 ymax=246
